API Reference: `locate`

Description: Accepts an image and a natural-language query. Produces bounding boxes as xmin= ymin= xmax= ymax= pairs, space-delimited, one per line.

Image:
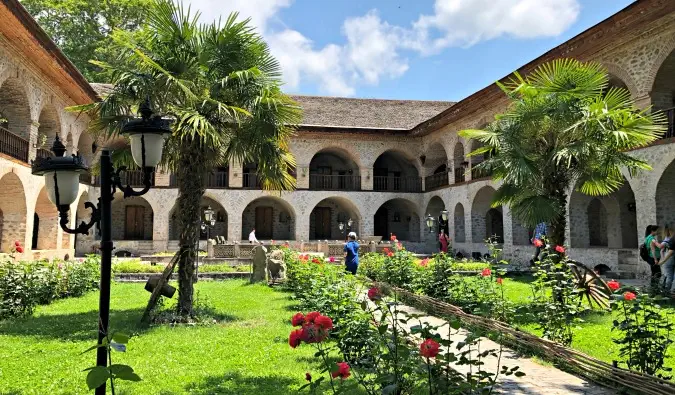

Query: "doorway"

xmin=255 ymin=206 xmax=273 ymax=239
xmin=374 ymin=207 xmax=388 ymax=240
xmin=314 ymin=207 xmax=331 ymax=239
xmin=125 ymin=206 xmax=146 ymax=240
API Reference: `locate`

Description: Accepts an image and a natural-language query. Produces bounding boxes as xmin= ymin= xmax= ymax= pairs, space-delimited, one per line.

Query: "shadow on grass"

xmin=0 ymin=308 xmax=148 ymax=341
xmin=181 ymin=372 xmax=299 ymax=395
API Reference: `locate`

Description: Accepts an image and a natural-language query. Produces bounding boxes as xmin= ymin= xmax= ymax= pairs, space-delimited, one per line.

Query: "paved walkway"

xmin=380 ymin=301 xmax=617 ymax=394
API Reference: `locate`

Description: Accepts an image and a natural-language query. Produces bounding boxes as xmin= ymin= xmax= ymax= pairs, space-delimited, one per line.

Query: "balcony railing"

xmin=373 ymin=176 xmax=422 ymax=193
xmin=0 ymin=126 xmax=29 ymax=162
xmin=470 ymin=162 xmax=490 ymax=180
xmin=663 ymin=107 xmax=675 ymax=140
xmin=206 ymin=170 xmax=229 ymax=188
xmin=454 ymin=167 xmax=466 ymax=183
xmin=309 ymin=174 xmax=361 ymax=191
xmin=94 ymin=170 xmax=155 ymax=187
xmin=36 ymin=148 xmax=53 ymax=160
xmin=425 ymin=171 xmax=449 ymax=190
xmin=243 ymin=172 xmax=261 ymax=189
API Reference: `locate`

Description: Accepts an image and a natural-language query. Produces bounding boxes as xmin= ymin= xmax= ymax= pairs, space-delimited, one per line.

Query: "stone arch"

xmin=423 ymin=142 xmax=449 ymax=189
xmin=34 ymin=186 xmax=59 ymax=250
xmin=0 ymin=76 xmax=32 ymax=139
xmin=169 ymin=196 xmax=228 ymax=240
xmin=471 ymin=186 xmax=503 ymax=243
xmin=602 ymin=62 xmax=638 ymax=99
xmin=452 ymin=140 xmax=466 ymax=183
xmin=111 ymin=193 xmax=154 ymax=240
xmin=76 ymin=131 xmax=96 ymax=167
xmin=646 ymin=36 xmax=675 ymax=101
xmin=37 ymin=102 xmax=60 ymax=149
xmin=569 ymin=182 xmax=631 ymax=249
xmin=469 ymin=138 xmax=491 ymax=180
xmin=309 ymin=196 xmax=361 ymax=240
xmin=309 ymin=147 xmax=361 ymax=191
xmin=424 ymin=195 xmax=447 ymax=237
xmin=588 ymin=199 xmax=608 ymax=247
xmin=373 ymin=198 xmax=420 ymax=242
xmin=373 ymin=149 xmax=421 ymax=192
xmin=650 ymin=44 xmax=675 ymax=111
xmin=657 ymin=159 xmax=675 ymax=236
xmin=241 ymin=196 xmax=295 ymax=240
xmin=454 ymin=202 xmax=466 ymax=243
xmin=0 ymin=172 xmax=27 ymax=252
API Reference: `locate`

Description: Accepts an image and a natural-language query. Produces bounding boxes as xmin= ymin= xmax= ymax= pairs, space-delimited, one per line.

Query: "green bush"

xmin=0 ymin=255 xmax=100 ymax=320
xmin=112 ymin=260 xmax=246 ymax=274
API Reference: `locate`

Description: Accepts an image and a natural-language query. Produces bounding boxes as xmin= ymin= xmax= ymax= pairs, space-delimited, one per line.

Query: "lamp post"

xmin=32 ymin=99 xmax=170 ymax=395
xmin=425 ymin=214 xmax=436 ymax=233
xmin=338 ymin=221 xmax=345 ymax=241
xmin=197 ymin=206 xmax=216 ymax=281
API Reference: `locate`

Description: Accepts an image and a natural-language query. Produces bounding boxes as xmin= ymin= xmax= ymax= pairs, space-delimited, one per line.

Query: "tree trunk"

xmin=544 ymin=174 xmax=569 ymax=248
xmin=176 ymin=141 xmax=207 ymax=317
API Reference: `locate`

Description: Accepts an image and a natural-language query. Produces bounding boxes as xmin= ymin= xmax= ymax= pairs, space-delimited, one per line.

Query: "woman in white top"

xmin=249 ymin=228 xmax=258 ymax=244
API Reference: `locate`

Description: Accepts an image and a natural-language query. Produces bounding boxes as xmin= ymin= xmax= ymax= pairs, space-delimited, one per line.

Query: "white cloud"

xmin=187 ymin=0 xmax=580 ymax=96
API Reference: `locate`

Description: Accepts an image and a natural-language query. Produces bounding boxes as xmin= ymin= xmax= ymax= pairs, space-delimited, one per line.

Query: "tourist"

xmin=660 ymin=227 xmax=675 ymax=295
xmin=645 ymin=225 xmax=664 ymax=284
xmin=249 ymin=228 xmax=258 ymax=244
xmin=531 ymin=222 xmax=547 ymax=264
xmin=343 ymin=232 xmax=360 ymax=275
xmin=439 ymin=229 xmax=449 ymax=253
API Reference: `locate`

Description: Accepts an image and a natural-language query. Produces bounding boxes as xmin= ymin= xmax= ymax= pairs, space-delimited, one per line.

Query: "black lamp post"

xmin=32 ymin=99 xmax=170 ymax=395
xmin=197 ymin=206 xmax=216 ymax=281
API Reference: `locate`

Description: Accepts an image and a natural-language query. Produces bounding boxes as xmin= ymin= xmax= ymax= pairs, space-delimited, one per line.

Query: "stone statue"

xmin=251 ymin=244 xmax=268 ymax=283
xmin=267 ymin=249 xmax=286 ymax=284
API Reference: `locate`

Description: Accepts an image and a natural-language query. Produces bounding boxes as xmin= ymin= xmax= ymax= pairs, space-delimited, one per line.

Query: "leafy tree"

xmin=73 ymin=0 xmax=301 ymax=316
xmin=460 ymin=59 xmax=666 ymax=247
xmin=21 ymin=0 xmax=151 ymax=82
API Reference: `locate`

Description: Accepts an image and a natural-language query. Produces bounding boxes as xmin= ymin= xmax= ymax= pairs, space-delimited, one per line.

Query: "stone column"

xmin=296 ymin=164 xmax=310 ymax=189
xmin=361 ymin=167 xmax=373 ymax=191
xmin=229 ymin=160 xmax=243 ymax=188
xmin=228 ymin=211 xmax=242 ymax=241
xmin=28 ymin=120 xmax=40 ymax=161
xmin=634 ymin=94 xmax=652 ymax=111
xmin=154 ymin=166 xmax=171 ymax=187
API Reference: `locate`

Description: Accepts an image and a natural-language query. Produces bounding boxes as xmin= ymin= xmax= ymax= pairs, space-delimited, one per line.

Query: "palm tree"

xmin=460 ymin=59 xmax=666 ymax=247
xmin=73 ymin=0 xmax=301 ymax=316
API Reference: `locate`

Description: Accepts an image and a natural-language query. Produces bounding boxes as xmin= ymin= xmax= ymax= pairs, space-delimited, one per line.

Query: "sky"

xmin=189 ymin=0 xmax=636 ymax=101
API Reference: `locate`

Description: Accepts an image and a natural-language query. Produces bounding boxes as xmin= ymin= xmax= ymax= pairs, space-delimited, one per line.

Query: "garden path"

xmin=389 ymin=302 xmax=616 ymax=394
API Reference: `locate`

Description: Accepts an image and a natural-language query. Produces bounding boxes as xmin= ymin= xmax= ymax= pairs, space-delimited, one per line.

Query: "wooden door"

xmin=314 ymin=207 xmax=331 ymax=239
xmin=255 ymin=206 xmax=273 ymax=239
xmin=125 ymin=206 xmax=145 ymax=240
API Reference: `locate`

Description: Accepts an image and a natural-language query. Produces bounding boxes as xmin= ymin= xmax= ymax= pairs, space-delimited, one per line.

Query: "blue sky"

xmin=192 ymin=0 xmax=635 ymax=101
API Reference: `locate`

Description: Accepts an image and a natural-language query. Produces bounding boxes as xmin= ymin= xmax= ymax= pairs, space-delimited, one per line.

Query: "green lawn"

xmin=0 ymin=281 xmax=321 ymax=395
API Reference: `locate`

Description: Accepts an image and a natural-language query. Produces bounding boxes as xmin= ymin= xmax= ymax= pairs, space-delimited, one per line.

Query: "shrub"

xmin=0 ymin=256 xmax=99 ymax=320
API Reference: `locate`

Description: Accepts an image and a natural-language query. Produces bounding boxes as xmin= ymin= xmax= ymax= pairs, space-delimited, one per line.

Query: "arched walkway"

xmin=424 ymin=196 xmax=447 ymax=237
xmin=469 ymin=139 xmax=490 ymax=180
xmin=373 ymin=198 xmax=420 ymax=242
xmin=0 ymin=77 xmax=31 ymax=140
xmin=453 ymin=141 xmax=466 ymax=183
xmin=373 ymin=150 xmax=421 ymax=193
xmin=657 ymin=160 xmax=675 ymax=235
xmin=309 ymin=197 xmax=361 ymax=240
xmin=34 ymin=186 xmax=59 ymax=250
xmin=423 ymin=142 xmax=449 ymax=190
xmin=111 ymin=193 xmax=154 ymax=240
xmin=309 ymin=148 xmax=361 ymax=191
xmin=471 ymin=186 xmax=503 ymax=243
xmin=454 ymin=203 xmax=466 ymax=243
xmin=36 ymin=103 xmax=60 ymax=154
xmin=569 ymin=180 xmax=637 ymax=249
xmin=169 ymin=196 xmax=228 ymax=240
xmin=651 ymin=47 xmax=675 ymax=111
xmin=77 ymin=132 xmax=96 ymax=166
xmin=0 ymin=172 xmax=27 ymax=252
xmin=241 ymin=196 xmax=295 ymax=240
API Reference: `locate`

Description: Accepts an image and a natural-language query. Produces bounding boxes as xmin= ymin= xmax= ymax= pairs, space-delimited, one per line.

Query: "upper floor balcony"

xmin=0 ymin=126 xmax=29 ymax=162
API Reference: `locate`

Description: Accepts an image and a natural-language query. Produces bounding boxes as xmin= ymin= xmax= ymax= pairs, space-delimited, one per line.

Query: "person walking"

xmin=659 ymin=227 xmax=675 ymax=295
xmin=343 ymin=232 xmax=360 ymax=275
xmin=439 ymin=229 xmax=450 ymax=253
xmin=248 ymin=228 xmax=258 ymax=244
xmin=644 ymin=225 xmax=664 ymax=286
xmin=531 ymin=222 xmax=547 ymax=264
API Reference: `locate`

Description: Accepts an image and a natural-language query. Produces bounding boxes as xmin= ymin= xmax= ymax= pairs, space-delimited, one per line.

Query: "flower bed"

xmin=0 ymin=255 xmax=100 ymax=320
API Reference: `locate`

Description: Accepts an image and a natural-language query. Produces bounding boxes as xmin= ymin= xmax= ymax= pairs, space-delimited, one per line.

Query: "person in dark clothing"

xmin=343 ymin=232 xmax=360 ymax=275
xmin=645 ymin=225 xmax=664 ymax=286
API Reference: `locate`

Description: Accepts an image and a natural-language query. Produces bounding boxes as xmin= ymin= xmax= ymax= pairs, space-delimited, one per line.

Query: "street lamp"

xmin=197 ymin=206 xmax=216 ymax=281
xmin=32 ymin=99 xmax=170 ymax=395
xmin=425 ymin=214 xmax=436 ymax=233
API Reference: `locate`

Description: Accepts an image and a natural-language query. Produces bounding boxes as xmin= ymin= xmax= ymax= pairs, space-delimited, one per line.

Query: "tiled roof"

xmin=89 ymin=83 xmax=454 ymax=130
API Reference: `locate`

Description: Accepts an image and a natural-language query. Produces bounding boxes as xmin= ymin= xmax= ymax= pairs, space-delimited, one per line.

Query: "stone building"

xmin=2 ymin=0 xmax=675 ymax=277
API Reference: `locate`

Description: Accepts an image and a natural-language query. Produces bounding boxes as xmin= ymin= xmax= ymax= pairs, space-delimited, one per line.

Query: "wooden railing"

xmin=206 ymin=170 xmax=229 ymax=188
xmin=243 ymin=172 xmax=261 ymax=189
xmin=470 ymin=162 xmax=490 ymax=180
xmin=95 ymin=170 xmax=155 ymax=187
xmin=373 ymin=176 xmax=422 ymax=193
xmin=425 ymin=171 xmax=449 ymax=190
xmin=454 ymin=167 xmax=466 ymax=183
xmin=0 ymin=126 xmax=29 ymax=162
xmin=36 ymin=148 xmax=52 ymax=160
xmin=309 ymin=174 xmax=361 ymax=191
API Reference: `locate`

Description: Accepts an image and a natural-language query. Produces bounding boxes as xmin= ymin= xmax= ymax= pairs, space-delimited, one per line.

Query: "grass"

xmin=0 ymin=281 xmax=324 ymax=395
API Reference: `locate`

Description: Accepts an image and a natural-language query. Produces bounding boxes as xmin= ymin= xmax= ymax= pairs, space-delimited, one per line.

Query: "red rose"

xmin=305 ymin=372 xmax=312 ymax=382
xmin=291 ymin=313 xmax=305 ymax=327
xmin=387 ymin=252 xmax=394 ymax=257
xmin=329 ymin=256 xmax=335 ymax=263
xmin=331 ymin=362 xmax=351 ymax=379
xmin=624 ymin=292 xmax=636 ymax=301
xmin=304 ymin=311 xmax=320 ymax=324
xmin=420 ymin=338 xmax=440 ymax=358
xmin=390 ymin=234 xmax=397 ymax=241
xmin=481 ymin=268 xmax=491 ymax=277
xmin=15 ymin=246 xmax=24 ymax=253
xmin=314 ymin=315 xmax=333 ymax=331
xmin=533 ymin=239 xmax=543 ymax=248
xmin=301 ymin=324 xmax=328 ymax=343
xmin=555 ymin=245 xmax=565 ymax=254
xmin=14 ymin=240 xmax=20 ymax=247
xmin=368 ymin=287 xmax=381 ymax=301
xmin=496 ymin=277 xmax=503 ymax=285
xmin=607 ymin=280 xmax=620 ymax=291
xmin=289 ymin=329 xmax=303 ymax=348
